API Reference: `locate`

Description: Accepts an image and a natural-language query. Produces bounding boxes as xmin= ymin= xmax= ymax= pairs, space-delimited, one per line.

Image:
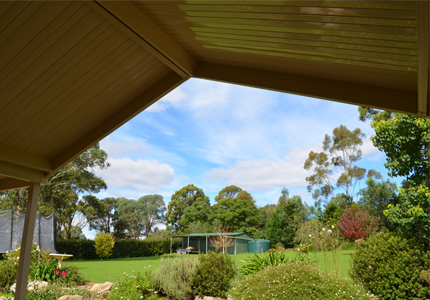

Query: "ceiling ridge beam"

xmin=194 ymin=62 xmax=418 ymax=115
xmin=417 ymin=0 xmax=429 ymax=118
xmin=89 ymin=0 xmax=197 ymax=78
xmin=0 ymin=145 xmax=52 ymax=172
xmin=51 ymin=71 xmax=187 ymax=172
xmin=0 ymin=161 xmax=48 ymax=184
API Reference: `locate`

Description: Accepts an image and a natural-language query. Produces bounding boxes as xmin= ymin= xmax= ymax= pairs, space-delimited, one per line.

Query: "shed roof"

xmin=172 ymin=232 xmax=253 ymax=240
xmin=0 ymin=0 xmax=429 ymax=190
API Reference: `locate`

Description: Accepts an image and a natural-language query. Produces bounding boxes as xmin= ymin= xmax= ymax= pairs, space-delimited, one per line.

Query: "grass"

xmin=66 ymin=250 xmax=355 ymax=283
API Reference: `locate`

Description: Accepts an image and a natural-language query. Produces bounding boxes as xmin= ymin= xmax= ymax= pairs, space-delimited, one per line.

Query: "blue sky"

xmin=95 ymin=77 xmax=403 ymax=204
xmin=87 ymin=78 xmax=403 ymax=237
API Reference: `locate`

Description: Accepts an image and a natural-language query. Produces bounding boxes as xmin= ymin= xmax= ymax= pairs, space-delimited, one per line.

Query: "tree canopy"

xmin=304 ymin=125 xmax=379 ymax=203
xmin=166 ymin=184 xmax=209 ymax=233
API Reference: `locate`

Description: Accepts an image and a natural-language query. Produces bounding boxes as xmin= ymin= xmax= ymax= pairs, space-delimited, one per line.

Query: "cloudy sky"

xmin=83 ymin=78 xmax=403 ymax=238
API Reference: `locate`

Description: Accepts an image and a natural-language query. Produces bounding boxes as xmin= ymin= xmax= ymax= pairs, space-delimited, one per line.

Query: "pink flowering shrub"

xmin=338 ymin=208 xmax=379 ymax=242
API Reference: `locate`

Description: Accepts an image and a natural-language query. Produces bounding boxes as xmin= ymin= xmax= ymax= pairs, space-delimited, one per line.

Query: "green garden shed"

xmin=171 ymin=232 xmax=253 ymax=255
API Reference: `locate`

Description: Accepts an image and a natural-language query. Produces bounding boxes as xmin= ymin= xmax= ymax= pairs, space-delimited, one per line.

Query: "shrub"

xmin=273 ymin=242 xmax=285 ymax=252
xmin=57 ymin=264 xmax=86 ymax=286
xmin=229 ymin=262 xmax=376 ymax=300
xmin=338 ymin=207 xmax=379 ymax=242
xmin=0 ymin=261 xmax=18 ymax=292
xmin=239 ymin=251 xmax=306 ymax=276
xmin=94 ymin=232 xmax=115 ymax=260
xmin=192 ymin=252 xmax=236 ymax=298
xmin=29 ymin=260 xmax=57 ymax=282
xmin=25 ymin=284 xmax=95 ymax=300
xmin=350 ymin=232 xmax=430 ymax=299
xmin=152 ymin=256 xmax=198 ymax=300
xmin=296 ymin=218 xmax=324 ymax=250
xmin=57 ymin=238 xmax=182 ymax=260
xmin=107 ymin=270 xmax=157 ymax=300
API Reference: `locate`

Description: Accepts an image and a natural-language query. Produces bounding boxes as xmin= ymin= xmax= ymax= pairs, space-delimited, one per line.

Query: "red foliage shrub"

xmin=337 ymin=208 xmax=379 ymax=241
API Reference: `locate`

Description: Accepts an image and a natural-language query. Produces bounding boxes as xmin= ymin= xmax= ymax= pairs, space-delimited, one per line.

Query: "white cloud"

xmin=100 ymin=136 xmax=149 ymax=159
xmin=146 ymin=87 xmax=187 ymax=112
xmin=98 ymin=158 xmax=175 ymax=192
xmin=205 ymin=144 xmax=317 ymax=192
xmin=361 ymin=137 xmax=383 ymax=161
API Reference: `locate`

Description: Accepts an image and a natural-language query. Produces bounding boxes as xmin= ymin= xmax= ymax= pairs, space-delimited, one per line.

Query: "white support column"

xmin=206 ymin=236 xmax=208 ymax=254
xmin=15 ymin=182 xmax=40 ymax=300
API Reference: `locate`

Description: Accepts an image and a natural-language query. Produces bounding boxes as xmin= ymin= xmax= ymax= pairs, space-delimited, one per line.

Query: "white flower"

xmin=309 ymin=234 xmax=311 ymax=237
xmin=322 ymin=228 xmax=325 ymax=231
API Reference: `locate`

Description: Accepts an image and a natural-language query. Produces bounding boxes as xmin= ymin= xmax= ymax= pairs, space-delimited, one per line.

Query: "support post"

xmin=15 ymin=182 xmax=40 ymax=300
xmin=170 ymin=237 xmax=172 ymax=254
xmin=206 ymin=236 xmax=208 ymax=254
xmin=187 ymin=236 xmax=189 ymax=248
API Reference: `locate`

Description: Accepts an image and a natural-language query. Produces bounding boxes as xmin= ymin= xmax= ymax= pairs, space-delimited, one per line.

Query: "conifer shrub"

xmin=192 ymin=251 xmax=236 ymax=298
xmin=229 ymin=262 xmax=376 ymax=300
xmin=350 ymin=232 xmax=430 ymax=300
xmin=152 ymin=256 xmax=198 ymax=300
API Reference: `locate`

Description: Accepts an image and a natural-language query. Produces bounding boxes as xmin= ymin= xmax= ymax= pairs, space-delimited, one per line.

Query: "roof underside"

xmin=0 ymin=0 xmax=428 ymax=190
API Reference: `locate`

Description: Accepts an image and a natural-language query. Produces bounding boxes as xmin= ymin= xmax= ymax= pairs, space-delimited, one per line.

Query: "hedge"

xmin=57 ymin=238 xmax=182 ymax=260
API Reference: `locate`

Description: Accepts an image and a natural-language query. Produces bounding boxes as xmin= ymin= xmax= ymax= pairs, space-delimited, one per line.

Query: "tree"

xmin=338 ymin=207 xmax=379 ymax=242
xmin=117 ymin=198 xmax=145 ymax=239
xmin=166 ymin=184 xmax=209 ymax=233
xmin=304 ymin=125 xmax=379 ymax=203
xmin=88 ymin=197 xmax=117 ymax=233
xmin=370 ymin=114 xmax=430 ymax=187
xmin=265 ymin=189 xmax=308 ymax=247
xmin=358 ymin=177 xmax=397 ymax=221
xmin=383 ymin=185 xmax=429 ymax=244
xmin=209 ymin=226 xmax=236 ymax=253
xmin=254 ymin=204 xmax=276 ymax=239
xmin=211 ymin=187 xmax=259 ymax=236
xmin=37 ymin=144 xmax=110 ymax=239
xmin=94 ymin=232 xmax=115 ymax=260
xmin=138 ymin=194 xmax=166 ymax=237
xmin=181 ymin=200 xmax=213 ymax=234
xmin=358 ymin=106 xmax=393 ymax=122
xmin=214 ymin=185 xmax=244 ymax=202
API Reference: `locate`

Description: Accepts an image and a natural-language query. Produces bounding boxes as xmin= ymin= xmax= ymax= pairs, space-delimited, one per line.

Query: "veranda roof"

xmin=0 ymin=0 xmax=429 ymax=190
xmin=1 ymin=3 xmax=428 ymax=298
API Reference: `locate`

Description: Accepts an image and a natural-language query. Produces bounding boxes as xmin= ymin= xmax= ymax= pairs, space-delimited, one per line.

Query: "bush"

xmin=29 ymin=260 xmax=57 ymax=282
xmin=57 ymin=238 xmax=182 ymax=260
xmin=239 ymin=251 xmax=307 ymax=276
xmin=338 ymin=207 xmax=379 ymax=242
xmin=152 ymin=256 xmax=198 ymax=300
xmin=296 ymin=218 xmax=324 ymax=250
xmin=350 ymin=232 xmax=430 ymax=299
xmin=57 ymin=264 xmax=86 ymax=286
xmin=25 ymin=284 xmax=95 ymax=300
xmin=229 ymin=262 xmax=376 ymax=300
xmin=273 ymin=242 xmax=285 ymax=252
xmin=107 ymin=271 xmax=158 ymax=300
xmin=0 ymin=261 xmax=18 ymax=292
xmin=94 ymin=232 xmax=115 ymax=260
xmin=192 ymin=252 xmax=236 ymax=298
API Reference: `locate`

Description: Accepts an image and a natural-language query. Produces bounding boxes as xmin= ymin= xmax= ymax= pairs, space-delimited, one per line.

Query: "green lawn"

xmin=65 ymin=250 xmax=355 ymax=283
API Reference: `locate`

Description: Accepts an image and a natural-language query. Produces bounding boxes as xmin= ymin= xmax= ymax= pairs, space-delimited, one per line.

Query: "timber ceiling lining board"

xmin=135 ymin=0 xmax=418 ymax=78
xmin=0 ymin=0 xmax=171 ymax=159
